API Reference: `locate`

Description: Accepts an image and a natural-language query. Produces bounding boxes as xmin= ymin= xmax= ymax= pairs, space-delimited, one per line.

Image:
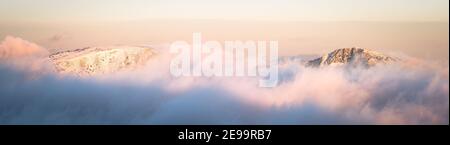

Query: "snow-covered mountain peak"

xmin=49 ymin=46 xmax=155 ymax=75
xmin=306 ymin=48 xmax=398 ymax=67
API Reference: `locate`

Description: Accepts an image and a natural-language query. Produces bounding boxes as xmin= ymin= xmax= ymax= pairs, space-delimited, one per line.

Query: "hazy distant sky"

xmin=1 ymin=0 xmax=448 ymax=22
xmin=0 ymin=0 xmax=448 ymax=60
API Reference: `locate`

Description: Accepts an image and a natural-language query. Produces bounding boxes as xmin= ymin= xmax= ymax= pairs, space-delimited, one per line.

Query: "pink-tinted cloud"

xmin=0 ymin=36 xmax=48 ymax=58
xmin=0 ymin=36 xmax=52 ymax=76
xmin=0 ymin=37 xmax=447 ymax=125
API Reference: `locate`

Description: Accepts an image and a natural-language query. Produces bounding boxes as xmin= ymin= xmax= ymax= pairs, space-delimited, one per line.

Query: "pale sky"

xmin=0 ymin=0 xmax=448 ymax=60
xmin=0 ymin=0 xmax=448 ymax=22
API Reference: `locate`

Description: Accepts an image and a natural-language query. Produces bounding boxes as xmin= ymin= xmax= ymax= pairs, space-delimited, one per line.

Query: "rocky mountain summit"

xmin=306 ymin=48 xmax=397 ymax=67
xmin=49 ymin=46 xmax=155 ymax=75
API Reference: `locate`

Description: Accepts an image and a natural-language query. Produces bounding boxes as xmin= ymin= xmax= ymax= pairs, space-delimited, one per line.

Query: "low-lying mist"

xmin=0 ymin=36 xmax=448 ymax=124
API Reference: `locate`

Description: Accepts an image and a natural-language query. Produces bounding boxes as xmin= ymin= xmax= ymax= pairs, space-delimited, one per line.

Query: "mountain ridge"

xmin=49 ymin=45 xmax=155 ymax=75
xmin=306 ymin=47 xmax=398 ymax=67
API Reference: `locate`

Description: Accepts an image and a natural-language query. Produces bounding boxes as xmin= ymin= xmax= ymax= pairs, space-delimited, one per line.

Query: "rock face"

xmin=49 ymin=46 xmax=155 ymax=75
xmin=306 ymin=48 xmax=397 ymax=67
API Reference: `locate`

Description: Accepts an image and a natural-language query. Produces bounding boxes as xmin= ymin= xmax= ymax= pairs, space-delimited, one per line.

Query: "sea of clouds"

xmin=0 ymin=36 xmax=448 ymax=124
